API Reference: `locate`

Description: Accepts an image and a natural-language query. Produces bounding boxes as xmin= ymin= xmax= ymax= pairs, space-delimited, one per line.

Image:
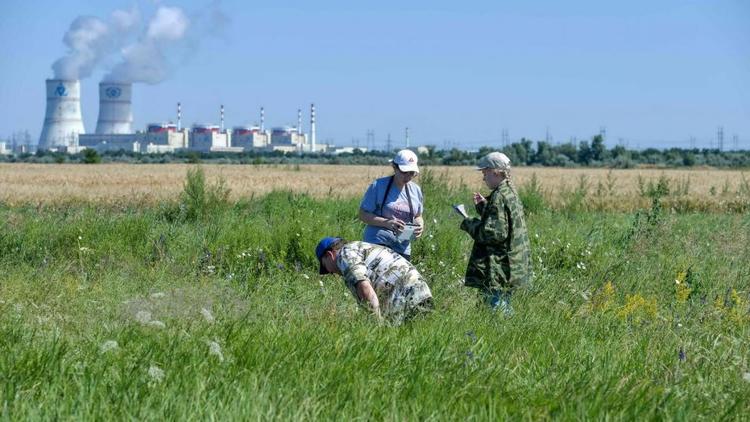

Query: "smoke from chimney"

xmin=51 ymin=8 xmax=139 ymax=80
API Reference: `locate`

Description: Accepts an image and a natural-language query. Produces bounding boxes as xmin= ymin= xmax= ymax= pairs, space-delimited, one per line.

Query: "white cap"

xmin=390 ymin=149 xmax=419 ymax=173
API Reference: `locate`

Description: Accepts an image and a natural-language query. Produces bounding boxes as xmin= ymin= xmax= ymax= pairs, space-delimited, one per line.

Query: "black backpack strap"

xmin=376 ymin=176 xmax=395 ymax=217
xmin=404 ymin=182 xmax=415 ymax=223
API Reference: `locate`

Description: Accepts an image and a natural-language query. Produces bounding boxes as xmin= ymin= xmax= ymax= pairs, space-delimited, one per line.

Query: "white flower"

xmin=675 ymin=279 xmax=681 ymax=285
xmin=148 ymin=320 xmax=166 ymax=329
xmin=207 ymin=340 xmax=224 ymax=362
xmin=148 ymin=365 xmax=164 ymax=382
xmin=432 ymin=218 xmax=438 ymax=224
xmin=100 ymin=340 xmax=119 ymax=353
xmin=743 ymin=372 xmax=750 ymax=382
xmin=150 ymin=292 xmax=166 ymax=299
xmin=135 ymin=310 xmax=152 ymax=324
xmin=200 ymin=308 xmax=215 ymax=323
xmin=302 ymin=274 xmax=310 ymax=280
xmin=318 ymin=280 xmax=324 ymax=288
xmin=78 ymin=236 xmax=83 ymax=241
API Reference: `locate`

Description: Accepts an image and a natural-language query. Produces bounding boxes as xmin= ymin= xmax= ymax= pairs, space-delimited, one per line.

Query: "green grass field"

xmin=1 ymin=168 xmax=749 ymax=419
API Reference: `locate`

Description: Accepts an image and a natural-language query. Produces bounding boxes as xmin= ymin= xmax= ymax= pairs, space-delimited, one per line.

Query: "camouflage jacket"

xmin=460 ymin=180 xmax=531 ymax=291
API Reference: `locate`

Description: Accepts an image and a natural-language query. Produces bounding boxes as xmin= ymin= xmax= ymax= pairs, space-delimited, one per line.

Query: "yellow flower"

xmin=675 ymin=282 xmax=692 ymax=304
xmin=618 ymin=294 xmax=658 ymax=323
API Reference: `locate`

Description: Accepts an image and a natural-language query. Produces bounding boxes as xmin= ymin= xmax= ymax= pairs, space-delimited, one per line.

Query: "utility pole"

xmin=386 ymin=133 xmax=392 ymax=152
xmin=366 ymin=130 xmax=375 ymax=151
xmin=405 ymin=127 xmax=410 ymax=148
xmin=733 ymin=134 xmax=739 ymax=150
xmin=502 ymin=128 xmax=509 ymax=148
xmin=717 ymin=126 xmax=724 ymax=151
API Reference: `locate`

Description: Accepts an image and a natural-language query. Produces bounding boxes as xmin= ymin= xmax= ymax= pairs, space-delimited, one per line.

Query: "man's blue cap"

xmin=316 ymin=237 xmax=341 ymax=274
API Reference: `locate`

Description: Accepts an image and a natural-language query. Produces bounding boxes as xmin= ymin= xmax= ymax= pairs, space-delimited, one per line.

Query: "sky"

xmin=0 ymin=0 xmax=748 ymax=150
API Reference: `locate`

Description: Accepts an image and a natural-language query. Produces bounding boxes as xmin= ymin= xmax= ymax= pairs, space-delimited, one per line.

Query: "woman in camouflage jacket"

xmin=459 ymin=152 xmax=532 ymax=313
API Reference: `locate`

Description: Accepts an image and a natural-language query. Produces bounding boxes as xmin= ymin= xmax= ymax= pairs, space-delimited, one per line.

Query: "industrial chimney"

xmin=38 ymin=79 xmax=86 ymax=150
xmin=310 ymin=103 xmax=316 ymax=152
xmin=95 ymin=82 xmax=133 ymax=134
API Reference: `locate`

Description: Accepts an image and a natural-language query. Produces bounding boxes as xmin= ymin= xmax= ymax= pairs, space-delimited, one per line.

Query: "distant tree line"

xmin=1 ymin=134 xmax=749 ymax=168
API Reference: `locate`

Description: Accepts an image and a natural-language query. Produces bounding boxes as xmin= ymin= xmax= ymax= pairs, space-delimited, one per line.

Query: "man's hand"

xmin=356 ymin=280 xmax=381 ymax=319
xmin=473 ymin=192 xmax=486 ymax=205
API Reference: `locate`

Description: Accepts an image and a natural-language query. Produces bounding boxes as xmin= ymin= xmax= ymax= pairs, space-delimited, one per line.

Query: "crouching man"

xmin=316 ymin=237 xmax=433 ymax=324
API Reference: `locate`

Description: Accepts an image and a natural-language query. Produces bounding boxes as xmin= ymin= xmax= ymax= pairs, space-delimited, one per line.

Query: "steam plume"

xmin=51 ymin=8 xmax=139 ymax=80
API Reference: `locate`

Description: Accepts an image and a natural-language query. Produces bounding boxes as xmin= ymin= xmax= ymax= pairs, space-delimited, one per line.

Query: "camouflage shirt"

xmin=460 ymin=180 xmax=532 ymax=291
xmin=335 ymin=241 xmax=433 ymax=320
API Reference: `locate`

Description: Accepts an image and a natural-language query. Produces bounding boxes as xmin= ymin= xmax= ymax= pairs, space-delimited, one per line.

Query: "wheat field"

xmin=0 ymin=163 xmax=747 ymax=209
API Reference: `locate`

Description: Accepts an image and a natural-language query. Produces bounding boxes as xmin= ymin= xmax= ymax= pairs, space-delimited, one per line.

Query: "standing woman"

xmin=358 ymin=149 xmax=424 ymax=261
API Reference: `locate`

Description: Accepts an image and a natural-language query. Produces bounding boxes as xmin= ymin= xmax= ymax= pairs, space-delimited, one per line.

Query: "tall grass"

xmin=0 ymin=169 xmax=748 ymax=419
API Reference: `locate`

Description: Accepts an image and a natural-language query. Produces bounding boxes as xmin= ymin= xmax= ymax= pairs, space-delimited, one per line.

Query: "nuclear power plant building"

xmin=40 ymin=78 xmax=329 ymax=154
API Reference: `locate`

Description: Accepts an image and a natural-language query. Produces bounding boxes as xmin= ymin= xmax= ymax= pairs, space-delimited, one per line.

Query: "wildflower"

xmin=675 ymin=281 xmax=692 ymax=304
xmin=150 ymin=292 xmax=166 ymax=299
xmin=207 ymin=340 xmax=224 ymax=362
xmin=205 ymin=265 xmax=216 ymax=274
xmin=432 ymin=218 xmax=438 ymax=224
xmin=135 ymin=310 xmax=152 ymax=324
xmin=148 ymin=320 xmax=166 ymax=329
xmin=200 ymin=308 xmax=215 ymax=323
xmin=100 ymin=340 xmax=119 ymax=354
xmin=302 ymin=274 xmax=310 ymax=280
xmin=618 ymin=294 xmax=658 ymax=323
xmin=318 ymin=280 xmax=324 ymax=288
xmin=743 ymin=372 xmax=750 ymax=383
xmin=148 ymin=365 xmax=164 ymax=382
xmin=78 ymin=236 xmax=82 ymax=241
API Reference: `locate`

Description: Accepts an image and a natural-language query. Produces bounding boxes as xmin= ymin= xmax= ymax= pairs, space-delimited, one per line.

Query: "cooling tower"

xmin=38 ymin=79 xmax=86 ymax=150
xmin=95 ymin=82 xmax=133 ymax=134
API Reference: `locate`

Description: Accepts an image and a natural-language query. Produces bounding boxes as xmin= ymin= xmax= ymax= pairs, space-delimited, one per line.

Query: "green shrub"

xmin=179 ymin=166 xmax=230 ymax=221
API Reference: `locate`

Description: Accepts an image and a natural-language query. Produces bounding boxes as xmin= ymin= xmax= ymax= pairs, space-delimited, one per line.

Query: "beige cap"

xmin=476 ymin=152 xmax=511 ymax=170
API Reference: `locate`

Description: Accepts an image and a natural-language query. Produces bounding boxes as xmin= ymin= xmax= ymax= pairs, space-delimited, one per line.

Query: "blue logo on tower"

xmin=55 ymin=84 xmax=68 ymax=97
xmin=105 ymin=87 xmax=122 ymax=98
